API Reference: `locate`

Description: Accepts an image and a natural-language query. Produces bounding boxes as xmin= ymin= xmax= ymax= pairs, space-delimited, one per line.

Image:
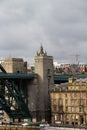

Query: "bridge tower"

xmin=34 ymin=45 xmax=54 ymax=122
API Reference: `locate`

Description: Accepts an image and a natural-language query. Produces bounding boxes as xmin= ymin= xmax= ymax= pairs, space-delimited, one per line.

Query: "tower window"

xmin=47 ymin=69 xmax=50 ymax=74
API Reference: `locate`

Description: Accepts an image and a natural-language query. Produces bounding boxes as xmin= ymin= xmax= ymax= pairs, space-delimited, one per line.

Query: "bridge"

xmin=0 ymin=64 xmax=87 ymax=121
xmin=0 ymin=64 xmax=34 ymax=122
xmin=54 ymin=73 xmax=87 ymax=84
xmin=0 ymin=72 xmax=86 ymax=83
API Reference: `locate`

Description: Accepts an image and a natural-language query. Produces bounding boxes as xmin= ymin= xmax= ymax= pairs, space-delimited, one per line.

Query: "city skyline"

xmin=0 ymin=0 xmax=87 ymax=64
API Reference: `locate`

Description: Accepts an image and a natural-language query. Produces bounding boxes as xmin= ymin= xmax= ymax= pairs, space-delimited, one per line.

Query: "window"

xmin=71 ymin=107 xmax=76 ymax=112
xmin=79 ymin=106 xmax=83 ymax=112
xmin=54 ymin=105 xmax=57 ymax=111
xmin=74 ymin=92 xmax=76 ymax=97
xmin=54 ymin=115 xmax=58 ymax=121
xmin=66 ymin=107 xmax=68 ymax=111
xmin=71 ymin=99 xmax=75 ymax=105
xmin=59 ymin=114 xmax=63 ymax=121
xmin=53 ymin=99 xmax=56 ymax=105
xmin=80 ymin=100 xmax=83 ymax=105
xmin=80 ymin=92 xmax=82 ymax=98
xmin=65 ymin=99 xmax=68 ymax=105
xmin=66 ymin=115 xmax=69 ymax=121
xmin=47 ymin=69 xmax=50 ymax=74
xmin=58 ymin=98 xmax=63 ymax=107
xmin=65 ymin=93 xmax=67 ymax=98
xmin=76 ymin=115 xmax=78 ymax=121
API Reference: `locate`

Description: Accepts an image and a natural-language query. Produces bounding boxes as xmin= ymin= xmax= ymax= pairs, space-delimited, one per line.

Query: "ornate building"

xmin=50 ymin=78 xmax=87 ymax=126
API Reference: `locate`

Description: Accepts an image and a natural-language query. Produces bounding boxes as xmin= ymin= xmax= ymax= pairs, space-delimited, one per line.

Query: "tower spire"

xmin=37 ymin=45 xmax=47 ymax=56
xmin=40 ymin=44 xmax=44 ymax=54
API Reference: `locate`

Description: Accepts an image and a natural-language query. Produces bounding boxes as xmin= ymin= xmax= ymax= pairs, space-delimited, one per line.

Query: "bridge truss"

xmin=0 ymin=64 xmax=31 ymax=121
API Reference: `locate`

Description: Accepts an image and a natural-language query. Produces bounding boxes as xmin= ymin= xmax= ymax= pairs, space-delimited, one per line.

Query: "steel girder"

xmin=0 ymin=64 xmax=31 ymax=120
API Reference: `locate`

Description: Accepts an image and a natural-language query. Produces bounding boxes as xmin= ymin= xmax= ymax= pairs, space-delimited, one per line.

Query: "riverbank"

xmin=0 ymin=125 xmax=39 ymax=130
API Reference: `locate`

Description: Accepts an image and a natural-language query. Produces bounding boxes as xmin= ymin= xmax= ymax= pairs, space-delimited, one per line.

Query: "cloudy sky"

xmin=0 ymin=0 xmax=87 ymax=65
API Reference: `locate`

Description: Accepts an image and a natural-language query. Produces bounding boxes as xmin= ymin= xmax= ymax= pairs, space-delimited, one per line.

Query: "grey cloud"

xmin=0 ymin=0 xmax=87 ymax=64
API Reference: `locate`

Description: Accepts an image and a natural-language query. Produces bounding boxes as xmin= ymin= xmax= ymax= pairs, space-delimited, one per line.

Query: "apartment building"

xmin=50 ymin=78 xmax=87 ymax=126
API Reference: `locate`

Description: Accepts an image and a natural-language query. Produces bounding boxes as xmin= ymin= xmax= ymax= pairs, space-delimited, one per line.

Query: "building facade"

xmin=50 ymin=78 xmax=87 ymax=126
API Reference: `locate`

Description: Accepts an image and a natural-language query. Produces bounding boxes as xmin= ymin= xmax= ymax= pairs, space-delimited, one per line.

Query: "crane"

xmin=70 ymin=54 xmax=80 ymax=64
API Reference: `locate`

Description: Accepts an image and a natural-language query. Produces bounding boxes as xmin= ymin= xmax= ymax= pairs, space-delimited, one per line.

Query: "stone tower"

xmin=34 ymin=45 xmax=54 ymax=122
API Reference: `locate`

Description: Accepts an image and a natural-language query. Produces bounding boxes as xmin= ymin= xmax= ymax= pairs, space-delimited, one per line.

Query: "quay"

xmin=0 ymin=126 xmax=39 ymax=130
xmin=0 ymin=125 xmax=87 ymax=130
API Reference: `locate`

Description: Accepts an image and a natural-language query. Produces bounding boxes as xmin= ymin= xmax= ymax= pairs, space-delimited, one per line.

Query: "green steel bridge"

xmin=0 ymin=64 xmax=87 ymax=122
xmin=0 ymin=64 xmax=34 ymax=122
xmin=54 ymin=73 xmax=87 ymax=84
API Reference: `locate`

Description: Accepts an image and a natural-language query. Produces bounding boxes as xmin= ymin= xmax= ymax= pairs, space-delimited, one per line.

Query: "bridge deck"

xmin=54 ymin=74 xmax=87 ymax=83
xmin=0 ymin=73 xmax=34 ymax=79
xmin=0 ymin=72 xmax=87 ymax=81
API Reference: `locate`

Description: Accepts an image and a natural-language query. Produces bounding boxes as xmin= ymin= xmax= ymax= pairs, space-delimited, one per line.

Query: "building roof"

xmin=50 ymin=82 xmax=68 ymax=91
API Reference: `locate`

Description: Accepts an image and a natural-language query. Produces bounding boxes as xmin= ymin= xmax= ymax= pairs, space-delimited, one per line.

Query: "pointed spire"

xmin=40 ymin=44 xmax=44 ymax=54
xmin=36 ymin=44 xmax=47 ymax=56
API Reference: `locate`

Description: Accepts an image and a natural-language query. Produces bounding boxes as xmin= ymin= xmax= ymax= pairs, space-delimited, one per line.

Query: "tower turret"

xmin=34 ymin=45 xmax=54 ymax=122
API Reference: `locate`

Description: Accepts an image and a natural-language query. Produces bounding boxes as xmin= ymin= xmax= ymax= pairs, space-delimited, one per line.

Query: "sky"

xmin=0 ymin=0 xmax=87 ymax=65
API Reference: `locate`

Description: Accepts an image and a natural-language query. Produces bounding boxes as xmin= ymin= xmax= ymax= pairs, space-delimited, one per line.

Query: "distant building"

xmin=54 ymin=64 xmax=86 ymax=75
xmin=50 ymin=78 xmax=87 ymax=126
xmin=1 ymin=58 xmax=27 ymax=73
